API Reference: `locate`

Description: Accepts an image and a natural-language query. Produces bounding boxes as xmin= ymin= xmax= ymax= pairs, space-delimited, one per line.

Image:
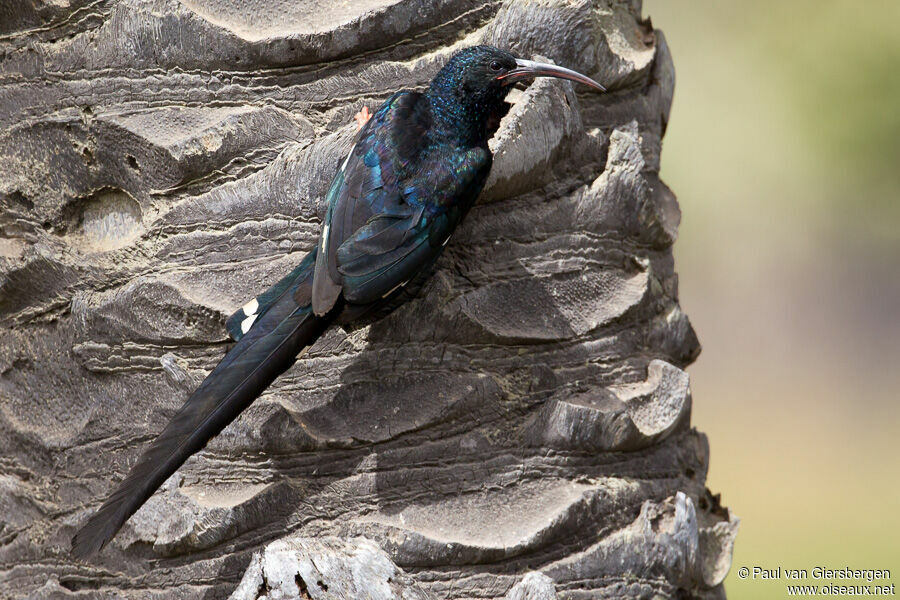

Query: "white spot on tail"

xmin=242 ymin=298 xmax=259 ymax=316
xmin=241 ymin=313 xmax=257 ymax=334
xmin=442 ymin=235 xmax=451 ymax=247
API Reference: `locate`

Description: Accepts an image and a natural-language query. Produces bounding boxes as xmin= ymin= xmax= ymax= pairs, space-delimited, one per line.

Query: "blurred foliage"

xmin=762 ymin=2 xmax=900 ymax=200
xmin=649 ymin=0 xmax=900 ymax=244
xmin=643 ymin=1 xmax=900 ymax=598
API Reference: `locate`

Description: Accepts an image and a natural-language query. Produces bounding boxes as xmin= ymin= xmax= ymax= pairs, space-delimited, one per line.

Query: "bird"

xmin=70 ymin=45 xmax=605 ymax=558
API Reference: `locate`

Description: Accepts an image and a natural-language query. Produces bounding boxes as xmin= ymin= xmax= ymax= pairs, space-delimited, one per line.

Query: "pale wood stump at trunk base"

xmin=0 ymin=0 xmax=738 ymax=598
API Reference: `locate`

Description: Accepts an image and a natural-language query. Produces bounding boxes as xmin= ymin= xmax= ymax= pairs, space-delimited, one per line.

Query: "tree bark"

xmin=0 ymin=0 xmax=738 ymax=598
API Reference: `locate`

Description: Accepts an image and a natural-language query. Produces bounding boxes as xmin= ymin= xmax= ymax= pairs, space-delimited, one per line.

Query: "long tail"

xmin=71 ymin=253 xmax=331 ymax=558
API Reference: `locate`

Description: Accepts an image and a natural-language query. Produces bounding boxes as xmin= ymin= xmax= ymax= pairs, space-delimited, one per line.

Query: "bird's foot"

xmin=354 ymin=106 xmax=372 ymax=130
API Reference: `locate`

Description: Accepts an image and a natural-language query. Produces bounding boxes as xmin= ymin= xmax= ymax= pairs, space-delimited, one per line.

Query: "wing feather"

xmin=313 ymin=92 xmax=490 ymax=310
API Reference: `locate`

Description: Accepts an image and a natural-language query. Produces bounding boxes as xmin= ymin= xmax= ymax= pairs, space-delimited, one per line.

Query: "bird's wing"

xmin=312 ymin=91 xmax=491 ymax=310
xmin=335 ymin=146 xmax=490 ymax=305
xmin=312 ymin=91 xmax=426 ymax=314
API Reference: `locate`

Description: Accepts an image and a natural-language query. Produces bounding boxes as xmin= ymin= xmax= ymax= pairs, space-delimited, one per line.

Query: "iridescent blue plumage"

xmin=71 ymin=46 xmax=606 ymax=558
xmin=311 ymin=71 xmax=500 ymax=315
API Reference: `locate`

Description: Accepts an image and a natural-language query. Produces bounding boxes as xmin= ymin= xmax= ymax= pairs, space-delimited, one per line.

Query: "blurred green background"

xmin=643 ymin=0 xmax=900 ymax=597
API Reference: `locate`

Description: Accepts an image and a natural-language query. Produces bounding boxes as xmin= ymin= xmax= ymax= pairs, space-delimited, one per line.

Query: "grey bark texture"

xmin=0 ymin=0 xmax=739 ymax=598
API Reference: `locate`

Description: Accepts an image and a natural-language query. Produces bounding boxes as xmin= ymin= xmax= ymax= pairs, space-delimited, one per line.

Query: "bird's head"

xmin=427 ymin=45 xmax=605 ymax=143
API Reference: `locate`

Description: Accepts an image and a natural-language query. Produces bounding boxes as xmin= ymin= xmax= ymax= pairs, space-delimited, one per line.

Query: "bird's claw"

xmin=354 ymin=106 xmax=372 ymax=130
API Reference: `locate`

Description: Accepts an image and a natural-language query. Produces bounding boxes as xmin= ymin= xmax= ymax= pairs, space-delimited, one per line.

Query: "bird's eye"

xmin=490 ymin=60 xmax=503 ymax=71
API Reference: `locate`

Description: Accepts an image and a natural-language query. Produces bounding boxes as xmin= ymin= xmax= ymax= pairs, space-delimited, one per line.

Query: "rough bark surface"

xmin=0 ymin=0 xmax=738 ymax=598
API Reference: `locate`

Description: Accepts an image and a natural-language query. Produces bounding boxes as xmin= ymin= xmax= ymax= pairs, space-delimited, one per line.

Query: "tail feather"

xmin=225 ymin=255 xmax=315 ymax=342
xmin=71 ymin=259 xmax=330 ymax=558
